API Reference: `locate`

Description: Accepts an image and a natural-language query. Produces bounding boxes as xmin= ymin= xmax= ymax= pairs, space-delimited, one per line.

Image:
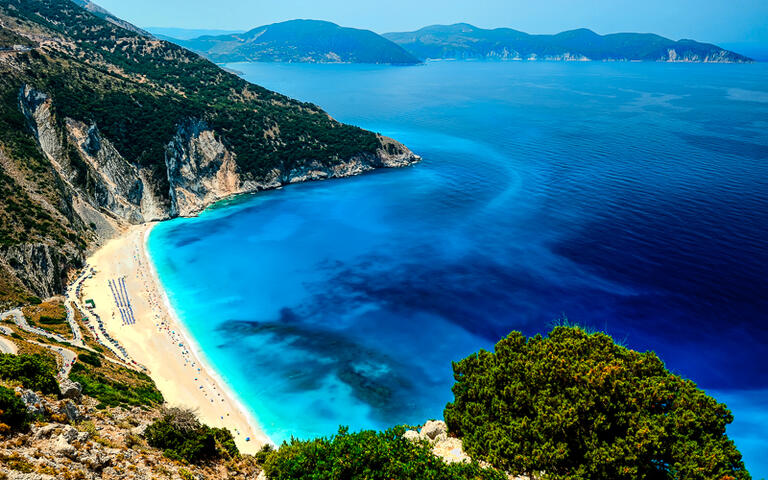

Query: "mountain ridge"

xmin=383 ymin=23 xmax=753 ymax=62
xmin=175 ymin=19 xmax=421 ymax=65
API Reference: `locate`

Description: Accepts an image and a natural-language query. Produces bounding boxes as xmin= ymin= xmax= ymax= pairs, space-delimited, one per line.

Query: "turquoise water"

xmin=149 ymin=61 xmax=768 ymax=476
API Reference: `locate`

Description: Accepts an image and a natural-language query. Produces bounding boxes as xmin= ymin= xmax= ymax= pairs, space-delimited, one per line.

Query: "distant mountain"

xmin=146 ymin=27 xmax=246 ymax=41
xmin=174 ymin=20 xmax=420 ymax=64
xmin=384 ymin=24 xmax=752 ymax=63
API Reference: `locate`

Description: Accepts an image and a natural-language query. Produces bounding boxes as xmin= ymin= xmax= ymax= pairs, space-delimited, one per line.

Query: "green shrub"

xmin=69 ymin=363 xmax=162 ymax=408
xmin=77 ymin=352 xmax=102 ymax=367
xmin=262 ymin=426 xmax=505 ymax=480
xmin=145 ymin=407 xmax=238 ymax=464
xmin=444 ymin=326 xmax=750 ymax=480
xmin=0 ymin=386 xmax=30 ymax=433
xmin=38 ymin=315 xmax=65 ymax=325
xmin=0 ymin=354 xmax=59 ymax=395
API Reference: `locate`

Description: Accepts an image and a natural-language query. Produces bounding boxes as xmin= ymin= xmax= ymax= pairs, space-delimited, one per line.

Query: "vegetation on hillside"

xmin=0 ymin=26 xmax=33 ymax=49
xmin=176 ymin=19 xmax=421 ymax=65
xmin=145 ymin=407 xmax=239 ymax=464
xmin=444 ymin=326 xmax=750 ymax=480
xmin=21 ymin=300 xmax=70 ymax=336
xmin=0 ymin=353 xmax=59 ymax=395
xmin=3 ymin=0 xmax=382 ymax=177
xmin=0 ymin=385 xmax=30 ymax=433
xmin=261 ymin=426 xmax=504 ymax=480
xmin=384 ymin=24 xmax=753 ymax=62
xmin=69 ymin=361 xmax=163 ymax=409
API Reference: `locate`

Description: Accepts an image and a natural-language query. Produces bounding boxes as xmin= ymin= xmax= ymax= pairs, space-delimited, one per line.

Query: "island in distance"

xmin=384 ymin=23 xmax=753 ymax=62
xmin=166 ymin=19 xmax=421 ymax=65
xmin=162 ymin=20 xmax=753 ymax=64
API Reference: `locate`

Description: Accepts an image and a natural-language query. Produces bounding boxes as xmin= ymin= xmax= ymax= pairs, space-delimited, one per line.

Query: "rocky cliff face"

xmin=164 ymin=119 xmax=420 ymax=217
xmin=165 ymin=119 xmax=247 ymax=218
xmin=0 ymin=243 xmax=82 ymax=300
xmin=6 ymin=84 xmax=419 ymax=301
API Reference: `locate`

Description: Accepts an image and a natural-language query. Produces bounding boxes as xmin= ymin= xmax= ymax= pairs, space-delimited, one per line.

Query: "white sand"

xmin=80 ymin=223 xmax=270 ymax=454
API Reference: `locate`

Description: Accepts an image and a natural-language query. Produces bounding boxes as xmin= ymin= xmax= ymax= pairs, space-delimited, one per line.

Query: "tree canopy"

xmin=262 ymin=426 xmax=505 ymax=480
xmin=444 ymin=326 xmax=750 ymax=480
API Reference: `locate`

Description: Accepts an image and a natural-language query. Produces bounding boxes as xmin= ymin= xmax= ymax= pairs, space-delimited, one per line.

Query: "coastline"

xmin=80 ymin=223 xmax=270 ymax=454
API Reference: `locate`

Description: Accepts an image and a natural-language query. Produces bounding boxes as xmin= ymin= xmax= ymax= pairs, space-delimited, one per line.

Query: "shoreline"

xmin=80 ymin=223 xmax=270 ymax=454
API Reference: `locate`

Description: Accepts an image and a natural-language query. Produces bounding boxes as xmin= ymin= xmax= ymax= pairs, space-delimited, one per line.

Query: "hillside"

xmin=384 ymin=23 xmax=753 ymax=62
xmin=0 ymin=316 xmax=750 ymax=479
xmin=174 ymin=19 xmax=421 ymax=64
xmin=0 ymin=0 xmax=418 ymax=308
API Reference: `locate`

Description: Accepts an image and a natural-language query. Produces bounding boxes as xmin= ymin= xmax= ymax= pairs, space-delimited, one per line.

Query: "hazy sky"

xmin=97 ymin=0 xmax=767 ymax=45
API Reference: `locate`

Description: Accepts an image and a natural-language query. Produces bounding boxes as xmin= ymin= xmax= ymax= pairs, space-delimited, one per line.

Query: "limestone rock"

xmin=17 ymin=388 xmax=45 ymax=415
xmin=79 ymin=448 xmax=111 ymax=470
xmin=33 ymin=423 xmax=59 ymax=439
xmin=131 ymin=423 xmax=149 ymax=437
xmin=432 ymin=436 xmax=470 ymax=464
xmin=402 ymin=429 xmax=420 ymax=442
xmin=419 ymin=420 xmax=447 ymax=441
xmin=61 ymin=425 xmax=78 ymax=442
xmin=59 ymin=400 xmax=82 ymax=423
xmin=165 ymin=118 xmax=243 ymax=217
xmin=54 ymin=434 xmax=76 ymax=457
xmin=58 ymin=378 xmax=82 ymax=401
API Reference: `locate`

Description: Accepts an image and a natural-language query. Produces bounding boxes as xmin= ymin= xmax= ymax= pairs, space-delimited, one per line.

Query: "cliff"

xmin=0 ymin=0 xmax=420 ymax=307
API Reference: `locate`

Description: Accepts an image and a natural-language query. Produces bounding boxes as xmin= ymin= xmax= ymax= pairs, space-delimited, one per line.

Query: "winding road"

xmin=0 ymin=264 xmax=149 ymax=377
xmin=0 ymin=325 xmax=17 ymax=354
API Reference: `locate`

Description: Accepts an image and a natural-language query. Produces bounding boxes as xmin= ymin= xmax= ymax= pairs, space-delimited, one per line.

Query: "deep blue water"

xmin=149 ymin=61 xmax=768 ymax=476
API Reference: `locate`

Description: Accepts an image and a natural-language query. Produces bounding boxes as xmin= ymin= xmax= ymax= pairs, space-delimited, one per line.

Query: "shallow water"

xmin=149 ymin=61 xmax=768 ymax=476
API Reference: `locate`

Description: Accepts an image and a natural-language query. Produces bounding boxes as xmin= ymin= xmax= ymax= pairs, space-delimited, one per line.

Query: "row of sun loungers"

xmin=108 ymin=277 xmax=136 ymax=325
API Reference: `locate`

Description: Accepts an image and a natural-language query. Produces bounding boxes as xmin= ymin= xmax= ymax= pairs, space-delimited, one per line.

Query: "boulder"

xmin=419 ymin=420 xmax=447 ymax=441
xmin=16 ymin=388 xmax=45 ymax=415
xmin=54 ymin=434 xmax=76 ymax=457
xmin=402 ymin=429 xmax=420 ymax=442
xmin=432 ymin=437 xmax=470 ymax=464
xmin=61 ymin=425 xmax=78 ymax=442
xmin=33 ymin=423 xmax=59 ymax=439
xmin=131 ymin=423 xmax=149 ymax=437
xmin=58 ymin=378 xmax=82 ymax=401
xmin=59 ymin=400 xmax=82 ymax=423
xmin=79 ymin=448 xmax=111 ymax=470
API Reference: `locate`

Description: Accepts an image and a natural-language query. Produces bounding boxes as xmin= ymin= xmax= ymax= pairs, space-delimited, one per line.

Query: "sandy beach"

xmin=79 ymin=223 xmax=270 ymax=454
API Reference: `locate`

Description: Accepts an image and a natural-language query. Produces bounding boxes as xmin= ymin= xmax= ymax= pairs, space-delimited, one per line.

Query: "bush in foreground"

xmin=0 ymin=353 xmax=59 ymax=395
xmin=0 ymin=386 xmax=30 ymax=433
xmin=145 ymin=407 xmax=238 ymax=463
xmin=444 ymin=326 xmax=750 ymax=480
xmin=262 ymin=426 xmax=505 ymax=480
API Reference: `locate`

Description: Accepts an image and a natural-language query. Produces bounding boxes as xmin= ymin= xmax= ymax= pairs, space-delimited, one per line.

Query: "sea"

xmin=147 ymin=61 xmax=768 ymax=476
